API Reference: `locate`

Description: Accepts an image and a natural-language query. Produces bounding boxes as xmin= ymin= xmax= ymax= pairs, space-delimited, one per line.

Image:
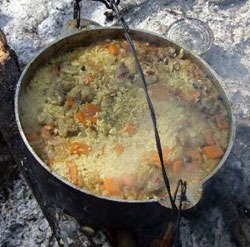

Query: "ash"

xmin=0 ymin=0 xmax=250 ymax=246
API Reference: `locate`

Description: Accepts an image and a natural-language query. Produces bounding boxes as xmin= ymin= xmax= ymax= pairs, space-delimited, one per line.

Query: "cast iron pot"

xmin=14 ymin=27 xmax=236 ymax=232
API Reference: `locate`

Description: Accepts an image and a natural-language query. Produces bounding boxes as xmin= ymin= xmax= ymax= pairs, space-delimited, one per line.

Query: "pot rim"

xmin=14 ymin=26 xmax=236 ymax=207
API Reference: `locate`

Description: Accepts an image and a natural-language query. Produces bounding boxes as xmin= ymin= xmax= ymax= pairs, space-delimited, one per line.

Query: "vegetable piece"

xmin=70 ymin=142 xmax=91 ymax=155
xmin=186 ymin=149 xmax=202 ymax=164
xmin=106 ymin=44 xmax=119 ymax=56
xmin=203 ymin=145 xmax=224 ymax=159
xmin=124 ymin=124 xmax=136 ymax=136
xmin=41 ymin=125 xmax=54 ymax=140
xmin=171 ymin=159 xmax=183 ymax=176
xmin=65 ymin=97 xmax=74 ymax=108
xmin=46 ymin=158 xmax=54 ymax=167
xmin=76 ymin=111 xmax=85 ymax=122
xmin=115 ymin=144 xmax=124 ymax=155
xmin=26 ymin=132 xmax=39 ymax=142
xmin=67 ymin=162 xmax=78 ymax=186
xmin=189 ymin=90 xmax=200 ymax=102
xmin=103 ymin=178 xmax=121 ymax=195
xmin=215 ymin=114 xmax=229 ymax=130
xmin=205 ymin=131 xmax=215 ymax=145
xmin=83 ymin=104 xmax=100 ymax=117
xmin=151 ymin=146 xmax=176 ymax=168
xmin=76 ymin=104 xmax=100 ymax=127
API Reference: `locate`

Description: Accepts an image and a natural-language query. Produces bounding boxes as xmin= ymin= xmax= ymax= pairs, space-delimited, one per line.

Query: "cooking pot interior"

xmin=15 ymin=27 xmax=235 ymax=209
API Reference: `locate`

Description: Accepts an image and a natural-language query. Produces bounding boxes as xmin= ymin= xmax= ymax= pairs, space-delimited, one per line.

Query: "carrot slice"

xmin=70 ymin=142 xmax=91 ymax=155
xmin=124 ymin=124 xmax=136 ymax=136
xmin=65 ymin=97 xmax=74 ymax=108
xmin=115 ymin=144 xmax=124 ymax=155
xmin=106 ymin=44 xmax=119 ymax=56
xmin=152 ymin=146 xmax=176 ymax=168
xmin=76 ymin=104 xmax=100 ymax=127
xmin=46 ymin=158 xmax=54 ymax=167
xmin=171 ymin=159 xmax=183 ymax=176
xmin=83 ymin=104 xmax=100 ymax=117
xmin=186 ymin=149 xmax=202 ymax=164
xmin=203 ymin=145 xmax=224 ymax=159
xmin=215 ymin=114 xmax=229 ymax=130
xmin=76 ymin=111 xmax=85 ymax=122
xmin=189 ymin=90 xmax=200 ymax=102
xmin=67 ymin=162 xmax=78 ymax=186
xmin=103 ymin=178 xmax=121 ymax=195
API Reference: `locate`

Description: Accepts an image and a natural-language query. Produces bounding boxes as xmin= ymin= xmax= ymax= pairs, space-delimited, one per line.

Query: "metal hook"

xmin=73 ymin=0 xmax=82 ymax=28
xmin=92 ymin=0 xmax=120 ymax=9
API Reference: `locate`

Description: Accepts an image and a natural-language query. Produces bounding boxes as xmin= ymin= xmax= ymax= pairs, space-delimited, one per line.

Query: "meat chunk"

xmin=177 ymin=129 xmax=205 ymax=148
xmin=57 ymin=118 xmax=79 ymax=137
xmin=46 ymin=83 xmax=65 ymax=106
xmin=68 ymin=85 xmax=96 ymax=103
xmin=37 ymin=111 xmax=53 ymax=125
xmin=199 ymin=96 xmax=218 ymax=114
xmin=116 ymin=62 xmax=133 ymax=87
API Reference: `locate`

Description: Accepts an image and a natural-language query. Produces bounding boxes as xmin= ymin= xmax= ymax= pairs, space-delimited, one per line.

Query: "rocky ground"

xmin=0 ymin=0 xmax=250 ymax=246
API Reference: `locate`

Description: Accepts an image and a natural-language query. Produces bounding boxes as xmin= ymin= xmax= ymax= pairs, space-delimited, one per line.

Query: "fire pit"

xmin=0 ymin=0 xmax=250 ymax=246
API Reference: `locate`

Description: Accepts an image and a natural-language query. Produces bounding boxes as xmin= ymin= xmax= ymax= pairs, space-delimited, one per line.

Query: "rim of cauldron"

xmin=14 ymin=27 xmax=236 ymax=208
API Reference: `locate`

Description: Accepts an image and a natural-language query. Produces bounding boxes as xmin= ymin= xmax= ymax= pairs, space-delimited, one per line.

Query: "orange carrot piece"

xmin=152 ymin=146 xmax=175 ymax=168
xmin=70 ymin=142 xmax=91 ymax=155
xmin=124 ymin=124 xmax=136 ymax=136
xmin=103 ymin=178 xmax=121 ymax=195
xmin=46 ymin=158 xmax=54 ymax=167
xmin=115 ymin=144 xmax=124 ymax=155
xmin=26 ymin=132 xmax=39 ymax=142
xmin=67 ymin=162 xmax=79 ymax=186
xmin=85 ymin=116 xmax=98 ymax=126
xmin=215 ymin=114 xmax=229 ymax=130
xmin=76 ymin=110 xmax=85 ymax=122
xmin=83 ymin=104 xmax=100 ymax=117
xmin=171 ymin=159 xmax=183 ymax=176
xmin=76 ymin=111 xmax=98 ymax=127
xmin=186 ymin=149 xmax=202 ymax=164
xmin=203 ymin=145 xmax=224 ymax=159
xmin=189 ymin=90 xmax=200 ymax=102
xmin=106 ymin=44 xmax=119 ymax=56
xmin=65 ymin=97 xmax=74 ymax=108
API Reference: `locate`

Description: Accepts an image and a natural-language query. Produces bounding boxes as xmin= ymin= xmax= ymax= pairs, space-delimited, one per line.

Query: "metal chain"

xmin=76 ymin=0 xmax=187 ymax=245
xmin=73 ymin=0 xmax=82 ymax=28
